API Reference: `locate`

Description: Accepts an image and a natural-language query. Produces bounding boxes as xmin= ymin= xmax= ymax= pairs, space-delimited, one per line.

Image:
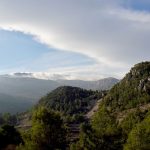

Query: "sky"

xmin=0 ymin=0 xmax=149 ymax=80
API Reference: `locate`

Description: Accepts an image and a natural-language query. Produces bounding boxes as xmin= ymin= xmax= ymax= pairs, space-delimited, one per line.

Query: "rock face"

xmin=130 ymin=61 xmax=150 ymax=77
xmin=103 ymin=61 xmax=150 ymax=112
xmin=138 ymin=78 xmax=150 ymax=94
xmin=131 ymin=62 xmax=150 ymax=94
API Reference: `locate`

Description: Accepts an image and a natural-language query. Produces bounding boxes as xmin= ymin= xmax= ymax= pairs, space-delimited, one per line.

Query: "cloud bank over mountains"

xmin=0 ymin=0 xmax=149 ymax=79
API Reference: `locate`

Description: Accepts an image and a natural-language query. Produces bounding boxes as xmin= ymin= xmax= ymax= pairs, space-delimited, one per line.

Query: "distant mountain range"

xmin=0 ymin=75 xmax=119 ymax=113
xmin=0 ymin=93 xmax=33 ymax=114
xmin=56 ymin=77 xmax=119 ymax=91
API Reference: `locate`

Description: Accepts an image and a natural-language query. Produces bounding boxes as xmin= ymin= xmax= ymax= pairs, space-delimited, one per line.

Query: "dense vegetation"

xmin=1 ymin=62 xmax=150 ymax=150
xmin=0 ymin=107 xmax=67 ymax=150
xmin=17 ymin=107 xmax=67 ymax=150
xmin=72 ymin=62 xmax=150 ymax=150
xmin=4 ymin=86 xmax=104 ymax=150
xmin=103 ymin=61 xmax=150 ymax=112
xmin=0 ymin=113 xmax=18 ymax=126
xmin=38 ymin=86 xmax=104 ymax=115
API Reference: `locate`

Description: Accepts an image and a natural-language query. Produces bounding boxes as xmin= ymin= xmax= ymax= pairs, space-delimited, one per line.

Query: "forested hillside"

xmin=72 ymin=62 xmax=150 ymax=150
xmin=103 ymin=61 xmax=150 ymax=112
xmin=1 ymin=62 xmax=150 ymax=150
xmin=38 ymin=86 xmax=103 ymax=115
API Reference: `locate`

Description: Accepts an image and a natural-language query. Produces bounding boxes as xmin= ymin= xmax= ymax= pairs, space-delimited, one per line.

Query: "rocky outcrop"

xmin=138 ymin=77 xmax=150 ymax=94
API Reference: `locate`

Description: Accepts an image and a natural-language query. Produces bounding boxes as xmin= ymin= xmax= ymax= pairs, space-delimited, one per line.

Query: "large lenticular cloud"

xmin=0 ymin=0 xmax=149 ymax=68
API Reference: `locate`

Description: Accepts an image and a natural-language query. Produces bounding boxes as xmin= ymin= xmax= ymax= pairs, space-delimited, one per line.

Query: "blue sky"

xmin=124 ymin=0 xmax=150 ymax=11
xmin=0 ymin=30 xmax=97 ymax=79
xmin=0 ymin=0 xmax=149 ymax=80
xmin=0 ymin=30 xmax=49 ymax=67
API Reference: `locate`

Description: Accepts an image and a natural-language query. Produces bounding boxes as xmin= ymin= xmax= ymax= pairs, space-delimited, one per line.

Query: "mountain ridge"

xmin=72 ymin=61 xmax=150 ymax=150
xmin=0 ymin=75 xmax=118 ymax=113
xmin=38 ymin=86 xmax=104 ymax=115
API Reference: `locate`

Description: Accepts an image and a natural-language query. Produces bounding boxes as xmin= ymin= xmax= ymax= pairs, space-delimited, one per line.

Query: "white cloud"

xmin=10 ymin=63 xmax=126 ymax=81
xmin=0 ymin=0 xmax=149 ymax=78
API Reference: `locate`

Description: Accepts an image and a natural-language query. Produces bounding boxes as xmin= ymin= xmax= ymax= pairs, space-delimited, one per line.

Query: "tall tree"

xmin=18 ymin=107 xmax=67 ymax=150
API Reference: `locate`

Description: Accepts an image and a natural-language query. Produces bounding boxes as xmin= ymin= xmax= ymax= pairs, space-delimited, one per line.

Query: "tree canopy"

xmin=17 ymin=107 xmax=67 ymax=150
